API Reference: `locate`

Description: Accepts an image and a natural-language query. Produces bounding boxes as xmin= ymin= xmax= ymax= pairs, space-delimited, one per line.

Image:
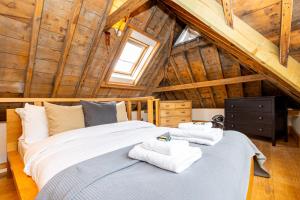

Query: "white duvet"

xmin=23 ymin=121 xmax=170 ymax=190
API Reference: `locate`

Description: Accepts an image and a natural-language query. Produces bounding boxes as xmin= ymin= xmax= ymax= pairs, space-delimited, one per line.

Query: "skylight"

xmin=109 ymin=29 xmax=159 ymax=85
xmin=174 ymin=26 xmax=200 ymax=46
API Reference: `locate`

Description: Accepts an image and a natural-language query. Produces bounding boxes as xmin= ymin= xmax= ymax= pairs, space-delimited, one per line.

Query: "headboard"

xmin=4 ymin=97 xmax=160 ymax=153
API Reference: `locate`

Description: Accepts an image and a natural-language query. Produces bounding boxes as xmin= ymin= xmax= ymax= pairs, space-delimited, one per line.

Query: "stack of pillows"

xmin=15 ymin=101 xmax=129 ymax=145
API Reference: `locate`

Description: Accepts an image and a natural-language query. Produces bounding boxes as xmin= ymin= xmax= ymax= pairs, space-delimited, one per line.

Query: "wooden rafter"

xmin=169 ymin=57 xmax=188 ymax=99
xmin=171 ymin=37 xmax=210 ymax=55
xmin=221 ymin=0 xmax=233 ymax=28
xmin=74 ymin=0 xmax=114 ymax=97
xmin=23 ymin=0 xmax=44 ymax=97
xmin=184 ymin=52 xmax=205 ymax=107
xmin=51 ymin=0 xmax=83 ymax=97
xmin=236 ymin=63 xmax=244 ymax=97
xmin=279 ymin=0 xmax=293 ymax=66
xmin=105 ymin=0 xmax=149 ymax=30
xmin=213 ymin=47 xmax=228 ymax=99
xmin=153 ymin=74 xmax=266 ymax=92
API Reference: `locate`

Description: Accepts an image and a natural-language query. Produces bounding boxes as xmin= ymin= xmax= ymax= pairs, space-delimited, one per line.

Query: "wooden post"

xmin=126 ymin=101 xmax=132 ymax=120
xmin=155 ymin=99 xmax=160 ymax=126
xmin=147 ymin=99 xmax=154 ymax=124
xmin=137 ymin=101 xmax=142 ymax=120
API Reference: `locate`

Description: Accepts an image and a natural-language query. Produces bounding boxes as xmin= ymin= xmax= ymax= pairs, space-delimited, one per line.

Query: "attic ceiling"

xmin=0 ymin=0 xmax=300 ymax=119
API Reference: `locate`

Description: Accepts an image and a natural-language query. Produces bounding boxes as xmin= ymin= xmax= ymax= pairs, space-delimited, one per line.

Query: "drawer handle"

xmin=258 ymin=128 xmax=263 ymax=132
xmin=258 ymin=104 xmax=263 ymax=108
xmin=231 ymin=124 xmax=235 ymax=128
xmin=181 ymin=111 xmax=186 ymax=114
xmin=181 ymin=104 xmax=185 ymax=106
xmin=231 ymin=114 xmax=234 ymax=118
xmin=181 ymin=119 xmax=186 ymax=122
xmin=166 ymin=112 xmax=170 ymax=114
xmin=258 ymin=116 xmax=263 ymax=120
xmin=166 ymin=120 xmax=170 ymax=122
xmin=230 ymin=105 xmax=235 ymax=108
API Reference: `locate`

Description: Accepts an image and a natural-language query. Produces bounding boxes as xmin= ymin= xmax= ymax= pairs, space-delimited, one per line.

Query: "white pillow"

xmin=116 ymin=101 xmax=128 ymax=122
xmin=15 ymin=103 xmax=49 ymax=144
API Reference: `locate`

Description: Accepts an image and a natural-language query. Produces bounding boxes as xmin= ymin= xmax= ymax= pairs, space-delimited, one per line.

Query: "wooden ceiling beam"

xmin=51 ymin=0 xmax=83 ymax=97
xmin=23 ymin=0 xmax=44 ymax=97
xmin=171 ymin=37 xmax=211 ymax=55
xmin=279 ymin=0 xmax=293 ymax=66
xmin=221 ymin=0 xmax=233 ymax=28
xmin=105 ymin=0 xmax=149 ymax=30
xmin=153 ymin=74 xmax=266 ymax=92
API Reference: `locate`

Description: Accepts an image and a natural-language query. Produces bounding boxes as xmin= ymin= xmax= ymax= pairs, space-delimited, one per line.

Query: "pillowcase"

xmin=44 ymin=102 xmax=85 ymax=136
xmin=15 ymin=103 xmax=49 ymax=144
xmin=116 ymin=101 xmax=128 ymax=122
xmin=80 ymin=101 xmax=117 ymax=127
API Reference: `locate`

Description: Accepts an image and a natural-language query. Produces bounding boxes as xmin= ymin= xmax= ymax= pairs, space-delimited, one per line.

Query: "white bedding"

xmin=18 ymin=139 xmax=29 ymax=159
xmin=23 ymin=121 xmax=170 ymax=190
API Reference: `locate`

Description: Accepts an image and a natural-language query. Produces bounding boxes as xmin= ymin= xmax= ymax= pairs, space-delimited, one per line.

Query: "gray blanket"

xmin=37 ymin=131 xmax=269 ymax=200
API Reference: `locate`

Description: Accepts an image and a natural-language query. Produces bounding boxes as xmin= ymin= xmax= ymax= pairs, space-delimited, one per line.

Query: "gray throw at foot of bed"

xmin=37 ymin=131 xmax=269 ymax=200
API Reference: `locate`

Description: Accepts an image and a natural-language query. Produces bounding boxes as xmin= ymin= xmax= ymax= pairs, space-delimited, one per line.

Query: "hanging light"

xmin=112 ymin=16 xmax=128 ymax=37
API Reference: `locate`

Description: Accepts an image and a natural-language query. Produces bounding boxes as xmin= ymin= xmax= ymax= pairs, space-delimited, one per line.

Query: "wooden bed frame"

xmin=3 ymin=97 xmax=254 ymax=200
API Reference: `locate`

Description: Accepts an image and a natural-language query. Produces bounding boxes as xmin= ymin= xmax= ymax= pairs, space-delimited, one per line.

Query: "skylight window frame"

xmin=106 ymin=27 xmax=161 ymax=86
xmin=113 ymin=37 xmax=150 ymax=76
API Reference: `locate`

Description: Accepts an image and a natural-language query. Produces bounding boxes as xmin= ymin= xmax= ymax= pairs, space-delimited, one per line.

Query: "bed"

xmin=4 ymin=97 xmax=257 ymax=200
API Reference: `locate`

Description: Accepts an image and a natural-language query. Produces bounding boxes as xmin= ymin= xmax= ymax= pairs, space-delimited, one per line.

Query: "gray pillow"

xmin=80 ymin=101 xmax=117 ymax=127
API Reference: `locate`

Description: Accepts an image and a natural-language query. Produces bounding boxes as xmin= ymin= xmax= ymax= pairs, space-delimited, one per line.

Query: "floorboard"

xmin=0 ymin=137 xmax=299 ymax=200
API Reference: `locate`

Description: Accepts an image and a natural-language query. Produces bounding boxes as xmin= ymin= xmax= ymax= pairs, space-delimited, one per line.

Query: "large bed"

xmin=5 ymin=97 xmax=260 ymax=200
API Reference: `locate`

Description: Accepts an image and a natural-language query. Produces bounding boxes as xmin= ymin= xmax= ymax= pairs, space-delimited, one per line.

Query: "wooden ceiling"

xmin=0 ymin=0 xmax=300 ymax=118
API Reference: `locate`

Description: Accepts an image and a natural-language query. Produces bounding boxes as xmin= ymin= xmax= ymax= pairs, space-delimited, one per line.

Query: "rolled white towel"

xmin=169 ymin=128 xmax=223 ymax=141
xmin=141 ymin=139 xmax=189 ymax=156
xmin=178 ymin=122 xmax=213 ymax=129
xmin=129 ymin=144 xmax=202 ymax=173
xmin=172 ymin=133 xmax=223 ymax=146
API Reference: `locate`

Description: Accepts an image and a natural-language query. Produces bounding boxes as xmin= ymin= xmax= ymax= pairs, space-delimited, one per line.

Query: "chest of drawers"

xmin=159 ymin=101 xmax=192 ymax=127
xmin=224 ymin=96 xmax=287 ymax=146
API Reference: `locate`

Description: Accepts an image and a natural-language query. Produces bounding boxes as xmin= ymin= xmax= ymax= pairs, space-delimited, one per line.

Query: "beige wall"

xmin=291 ymin=116 xmax=300 ymax=135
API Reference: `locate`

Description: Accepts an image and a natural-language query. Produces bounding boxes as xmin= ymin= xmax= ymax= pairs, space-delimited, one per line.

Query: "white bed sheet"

xmin=23 ymin=120 xmax=170 ymax=190
xmin=18 ymin=139 xmax=29 ymax=159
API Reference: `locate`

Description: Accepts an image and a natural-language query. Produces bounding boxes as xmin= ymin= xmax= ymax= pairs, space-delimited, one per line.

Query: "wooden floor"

xmin=0 ymin=137 xmax=299 ymax=200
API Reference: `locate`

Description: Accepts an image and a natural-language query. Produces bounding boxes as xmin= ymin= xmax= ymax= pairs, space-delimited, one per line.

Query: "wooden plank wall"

xmin=156 ymin=37 xmax=263 ymax=108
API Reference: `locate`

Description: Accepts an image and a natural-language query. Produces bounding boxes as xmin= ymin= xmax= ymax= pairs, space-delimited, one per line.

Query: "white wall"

xmin=192 ymin=108 xmax=224 ymax=121
xmin=291 ymin=116 xmax=300 ymax=136
xmin=0 ymin=123 xmax=6 ymax=164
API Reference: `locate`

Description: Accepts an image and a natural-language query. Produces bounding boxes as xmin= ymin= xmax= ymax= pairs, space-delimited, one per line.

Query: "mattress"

xmin=18 ymin=139 xmax=29 ymax=159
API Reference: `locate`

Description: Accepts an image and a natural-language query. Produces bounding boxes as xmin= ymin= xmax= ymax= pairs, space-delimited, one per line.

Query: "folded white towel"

xmin=172 ymin=134 xmax=223 ymax=146
xmin=179 ymin=122 xmax=213 ymax=129
xmin=128 ymin=144 xmax=202 ymax=173
xmin=169 ymin=128 xmax=223 ymax=141
xmin=141 ymin=139 xmax=189 ymax=156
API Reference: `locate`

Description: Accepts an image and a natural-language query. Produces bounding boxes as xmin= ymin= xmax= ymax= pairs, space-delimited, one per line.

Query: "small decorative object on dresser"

xmin=224 ymin=96 xmax=288 ymax=146
xmin=159 ymin=100 xmax=192 ymax=127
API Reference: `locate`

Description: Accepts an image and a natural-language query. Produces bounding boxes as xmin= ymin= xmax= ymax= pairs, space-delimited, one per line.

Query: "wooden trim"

xmin=51 ymin=0 xmax=83 ymax=97
xmin=23 ymin=0 xmax=44 ymax=97
xmin=105 ymin=0 xmax=149 ymax=30
xmin=0 ymin=162 xmax=6 ymax=170
xmin=153 ymin=74 xmax=266 ymax=92
xmin=100 ymin=82 xmax=147 ymax=90
xmin=279 ymin=0 xmax=293 ymax=66
xmin=137 ymin=101 xmax=142 ymax=120
xmin=155 ymin=99 xmax=160 ymax=126
xmin=221 ymin=0 xmax=233 ymax=28
xmin=74 ymin=0 xmax=114 ymax=97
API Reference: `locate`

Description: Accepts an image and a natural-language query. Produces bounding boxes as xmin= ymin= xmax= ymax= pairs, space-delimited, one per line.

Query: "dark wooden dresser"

xmin=224 ymin=96 xmax=287 ymax=146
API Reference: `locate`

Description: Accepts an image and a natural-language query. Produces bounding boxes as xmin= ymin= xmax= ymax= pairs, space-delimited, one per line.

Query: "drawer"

xmin=175 ymin=102 xmax=192 ymax=109
xmin=225 ymin=112 xmax=273 ymax=124
xmin=160 ymin=109 xmax=191 ymax=117
xmin=225 ymin=100 xmax=273 ymax=113
xmin=160 ymin=103 xmax=176 ymax=110
xmin=160 ymin=116 xmax=191 ymax=126
xmin=225 ymin=122 xmax=273 ymax=137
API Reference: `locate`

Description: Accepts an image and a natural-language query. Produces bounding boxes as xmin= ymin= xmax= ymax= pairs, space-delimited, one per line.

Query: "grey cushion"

xmin=80 ymin=101 xmax=117 ymax=127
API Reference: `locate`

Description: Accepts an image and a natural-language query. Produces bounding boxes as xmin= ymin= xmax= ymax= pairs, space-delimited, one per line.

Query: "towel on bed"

xmin=128 ymin=144 xmax=202 ymax=173
xmin=141 ymin=139 xmax=189 ymax=156
xmin=178 ymin=122 xmax=213 ymax=129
